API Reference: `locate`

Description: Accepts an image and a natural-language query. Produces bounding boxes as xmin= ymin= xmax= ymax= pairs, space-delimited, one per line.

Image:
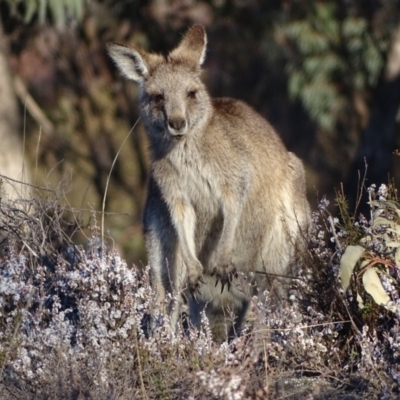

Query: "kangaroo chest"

xmin=161 ymin=142 xmax=220 ymax=213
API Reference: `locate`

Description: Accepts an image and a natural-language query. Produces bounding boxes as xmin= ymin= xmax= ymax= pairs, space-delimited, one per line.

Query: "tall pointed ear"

xmin=170 ymin=24 xmax=207 ymax=67
xmin=107 ymin=43 xmax=150 ymax=82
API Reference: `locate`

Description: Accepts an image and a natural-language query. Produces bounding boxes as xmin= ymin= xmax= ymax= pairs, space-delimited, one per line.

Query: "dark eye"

xmin=151 ymin=93 xmax=164 ymax=103
xmin=187 ymin=90 xmax=197 ymax=99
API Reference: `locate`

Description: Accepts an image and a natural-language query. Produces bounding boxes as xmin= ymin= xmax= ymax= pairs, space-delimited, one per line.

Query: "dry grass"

xmin=0 ymin=180 xmax=400 ymax=399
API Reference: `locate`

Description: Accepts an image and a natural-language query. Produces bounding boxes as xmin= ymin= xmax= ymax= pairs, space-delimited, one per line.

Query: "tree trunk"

xmin=0 ymin=19 xmax=30 ymax=201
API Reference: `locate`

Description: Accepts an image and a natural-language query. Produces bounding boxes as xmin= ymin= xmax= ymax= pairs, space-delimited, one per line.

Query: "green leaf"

xmin=288 ymin=71 xmax=305 ymax=98
xmin=342 ymin=17 xmax=367 ymax=38
xmin=24 ymin=0 xmax=38 ymax=23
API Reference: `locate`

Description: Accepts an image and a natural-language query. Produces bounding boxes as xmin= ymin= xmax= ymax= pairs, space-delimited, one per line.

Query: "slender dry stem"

xmin=101 ymin=117 xmax=140 ymax=250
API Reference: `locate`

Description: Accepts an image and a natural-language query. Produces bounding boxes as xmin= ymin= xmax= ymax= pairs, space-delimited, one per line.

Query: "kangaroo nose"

xmin=168 ymin=117 xmax=186 ymax=132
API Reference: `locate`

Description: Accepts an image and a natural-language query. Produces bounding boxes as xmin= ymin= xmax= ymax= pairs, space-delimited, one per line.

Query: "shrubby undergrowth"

xmin=0 ymin=183 xmax=400 ymax=399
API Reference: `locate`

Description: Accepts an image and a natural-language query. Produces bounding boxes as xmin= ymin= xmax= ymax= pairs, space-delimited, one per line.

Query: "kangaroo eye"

xmin=187 ymin=90 xmax=197 ymax=99
xmin=151 ymin=93 xmax=164 ymax=103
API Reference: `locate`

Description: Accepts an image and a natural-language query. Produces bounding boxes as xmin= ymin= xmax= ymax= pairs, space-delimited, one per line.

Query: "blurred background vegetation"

xmin=0 ymin=0 xmax=399 ymax=266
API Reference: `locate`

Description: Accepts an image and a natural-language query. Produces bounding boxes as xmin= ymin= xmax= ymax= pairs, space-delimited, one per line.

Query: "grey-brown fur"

xmin=107 ymin=25 xmax=310 ymax=340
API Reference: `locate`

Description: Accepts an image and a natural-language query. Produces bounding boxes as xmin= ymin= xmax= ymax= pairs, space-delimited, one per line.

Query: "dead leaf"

xmin=372 ymin=217 xmax=395 ymax=229
xmin=395 ymin=247 xmax=400 ymax=268
xmin=340 ymin=245 xmax=365 ymax=291
xmin=385 ymin=241 xmax=400 ymax=248
xmin=362 ymin=268 xmax=395 ymax=312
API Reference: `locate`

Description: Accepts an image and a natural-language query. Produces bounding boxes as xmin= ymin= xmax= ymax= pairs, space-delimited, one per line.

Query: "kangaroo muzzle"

xmin=167 ymin=115 xmax=187 ymax=137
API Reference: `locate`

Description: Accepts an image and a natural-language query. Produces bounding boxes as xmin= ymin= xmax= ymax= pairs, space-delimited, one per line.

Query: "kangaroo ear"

xmin=170 ymin=24 xmax=207 ymax=67
xmin=107 ymin=43 xmax=150 ymax=82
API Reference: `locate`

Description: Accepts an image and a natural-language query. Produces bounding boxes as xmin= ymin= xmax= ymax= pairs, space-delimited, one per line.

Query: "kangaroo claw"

xmin=212 ymin=263 xmax=238 ymax=293
xmin=220 ymin=281 xmax=226 ymax=294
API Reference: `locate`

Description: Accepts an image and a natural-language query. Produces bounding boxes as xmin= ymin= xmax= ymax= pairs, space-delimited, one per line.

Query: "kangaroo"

xmin=107 ymin=25 xmax=310 ymax=340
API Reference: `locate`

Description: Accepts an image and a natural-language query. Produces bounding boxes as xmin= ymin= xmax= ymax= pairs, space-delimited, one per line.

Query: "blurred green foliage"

xmin=1 ymin=0 xmax=86 ymax=27
xmin=281 ymin=2 xmax=388 ymax=131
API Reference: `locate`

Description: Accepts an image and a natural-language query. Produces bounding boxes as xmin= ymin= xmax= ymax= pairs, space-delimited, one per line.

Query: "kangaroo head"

xmin=108 ymin=25 xmax=212 ymax=143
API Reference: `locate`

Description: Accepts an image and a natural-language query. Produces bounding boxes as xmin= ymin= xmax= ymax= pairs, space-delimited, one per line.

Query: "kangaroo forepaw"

xmin=188 ymin=272 xmax=204 ymax=295
xmin=212 ymin=264 xmax=238 ymax=293
xmin=187 ymin=260 xmax=204 ymax=294
xmin=188 ymin=276 xmax=201 ymax=294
